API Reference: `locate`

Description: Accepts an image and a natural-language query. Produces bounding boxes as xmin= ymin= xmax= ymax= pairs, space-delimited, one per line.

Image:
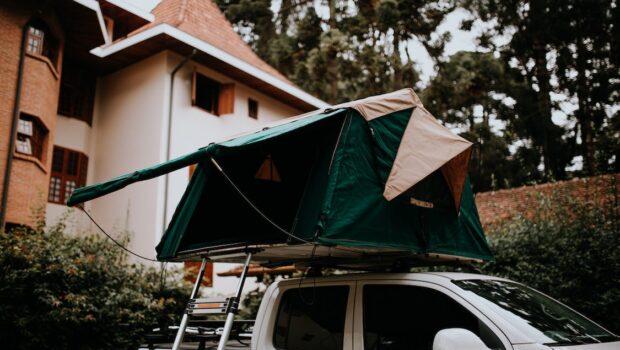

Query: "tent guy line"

xmin=83 ymin=209 xmax=159 ymax=262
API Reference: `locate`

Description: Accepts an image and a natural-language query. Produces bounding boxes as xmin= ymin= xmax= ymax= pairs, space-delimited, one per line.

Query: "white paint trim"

xmin=73 ymin=0 xmax=111 ymax=45
xmin=105 ymin=0 xmax=155 ymax=22
xmin=89 ymin=24 xmax=330 ymax=109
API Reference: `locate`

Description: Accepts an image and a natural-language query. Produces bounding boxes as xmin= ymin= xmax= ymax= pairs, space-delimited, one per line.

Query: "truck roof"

xmin=275 ymin=271 xmax=511 ymax=287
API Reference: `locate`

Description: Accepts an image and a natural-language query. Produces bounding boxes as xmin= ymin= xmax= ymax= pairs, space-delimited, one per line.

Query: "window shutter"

xmin=79 ymin=153 xmax=88 ymax=187
xmin=217 ymin=83 xmax=235 ymax=115
xmin=191 ymin=69 xmax=197 ymax=106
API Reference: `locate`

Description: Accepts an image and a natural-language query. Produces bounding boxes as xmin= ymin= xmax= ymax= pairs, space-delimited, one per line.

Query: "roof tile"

xmin=144 ymin=0 xmax=293 ymax=85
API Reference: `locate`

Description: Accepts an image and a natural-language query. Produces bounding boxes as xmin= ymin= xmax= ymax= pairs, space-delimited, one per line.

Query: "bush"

xmin=0 ymin=220 xmax=190 ymax=350
xmin=482 ymin=188 xmax=620 ymax=333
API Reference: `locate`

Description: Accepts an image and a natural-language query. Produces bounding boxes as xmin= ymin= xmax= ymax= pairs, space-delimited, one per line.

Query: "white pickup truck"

xmin=143 ymin=271 xmax=618 ymax=350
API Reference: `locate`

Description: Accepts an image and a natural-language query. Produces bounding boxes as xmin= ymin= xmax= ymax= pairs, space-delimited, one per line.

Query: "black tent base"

xmin=171 ymin=243 xmax=485 ymax=270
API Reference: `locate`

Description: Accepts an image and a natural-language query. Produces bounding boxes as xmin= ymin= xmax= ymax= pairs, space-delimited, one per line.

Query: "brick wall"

xmin=475 ymin=173 xmax=620 ymax=228
xmin=0 ymin=3 xmax=64 ymax=227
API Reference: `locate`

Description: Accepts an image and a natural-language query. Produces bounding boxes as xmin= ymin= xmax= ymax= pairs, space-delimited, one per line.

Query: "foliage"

xmin=0 ymin=221 xmax=190 ymax=350
xmin=462 ymin=0 xmax=619 ymax=177
xmin=216 ymin=0 xmax=453 ymax=104
xmin=482 ymin=187 xmax=620 ymax=333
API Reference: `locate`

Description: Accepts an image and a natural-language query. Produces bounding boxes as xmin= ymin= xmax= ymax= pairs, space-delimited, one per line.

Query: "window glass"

xmin=363 ymin=285 xmax=504 ymax=350
xmin=58 ymin=61 xmax=96 ymax=124
xmin=194 ymin=73 xmax=220 ymax=114
xmin=48 ymin=146 xmax=88 ymax=205
xmin=274 ymin=286 xmax=349 ymax=350
xmin=16 ymin=114 xmax=46 ymax=160
xmin=248 ymin=98 xmax=258 ymax=119
xmin=453 ymin=280 xmax=618 ymax=346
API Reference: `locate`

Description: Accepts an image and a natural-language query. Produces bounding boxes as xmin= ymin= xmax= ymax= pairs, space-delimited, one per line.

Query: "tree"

xmin=462 ymin=0 xmax=618 ymax=177
xmin=423 ymin=51 xmax=537 ymax=191
xmin=216 ymin=0 xmax=453 ymax=103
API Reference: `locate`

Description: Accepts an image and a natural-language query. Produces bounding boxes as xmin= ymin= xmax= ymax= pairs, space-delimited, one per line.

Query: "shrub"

xmin=0 ymin=221 xmax=190 ymax=350
xmin=482 ymin=188 xmax=620 ymax=333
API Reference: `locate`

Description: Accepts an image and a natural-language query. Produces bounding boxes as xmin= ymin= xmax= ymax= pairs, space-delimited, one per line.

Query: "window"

xmin=248 ymin=98 xmax=258 ymax=119
xmin=191 ymin=71 xmax=235 ymax=115
xmin=15 ymin=113 xmax=47 ymax=161
xmin=26 ymin=22 xmax=59 ymax=65
xmin=58 ymin=61 xmax=96 ymax=124
xmin=48 ymin=146 xmax=88 ymax=204
xmin=363 ymin=285 xmax=504 ymax=350
xmin=274 ymin=286 xmax=349 ymax=350
xmin=453 ymin=280 xmax=618 ymax=345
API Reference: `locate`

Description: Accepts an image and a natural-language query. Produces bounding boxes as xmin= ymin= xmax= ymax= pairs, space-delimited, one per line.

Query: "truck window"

xmin=274 ymin=286 xmax=349 ymax=350
xmin=363 ymin=285 xmax=504 ymax=350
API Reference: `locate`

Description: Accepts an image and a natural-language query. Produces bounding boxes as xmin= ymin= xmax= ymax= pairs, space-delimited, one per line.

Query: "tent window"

xmin=248 ymin=98 xmax=258 ymax=119
xmin=48 ymin=146 xmax=88 ymax=204
xmin=192 ymin=71 xmax=235 ymax=115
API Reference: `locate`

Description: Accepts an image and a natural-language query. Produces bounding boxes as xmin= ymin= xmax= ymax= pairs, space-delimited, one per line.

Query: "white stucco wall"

xmin=86 ymin=52 xmax=169 ymax=261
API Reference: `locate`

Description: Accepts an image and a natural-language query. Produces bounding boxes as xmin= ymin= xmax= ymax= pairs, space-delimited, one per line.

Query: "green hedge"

xmin=482 ymin=190 xmax=620 ymax=334
xmin=0 ymin=221 xmax=190 ymax=350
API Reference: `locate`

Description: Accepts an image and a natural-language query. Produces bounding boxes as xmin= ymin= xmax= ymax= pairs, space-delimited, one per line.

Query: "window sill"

xmin=13 ymin=152 xmax=48 ymax=173
xmin=25 ymin=52 xmax=60 ymax=80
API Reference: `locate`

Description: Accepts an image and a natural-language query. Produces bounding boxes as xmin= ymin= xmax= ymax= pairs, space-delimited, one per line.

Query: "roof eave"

xmin=90 ymin=24 xmax=329 ymax=110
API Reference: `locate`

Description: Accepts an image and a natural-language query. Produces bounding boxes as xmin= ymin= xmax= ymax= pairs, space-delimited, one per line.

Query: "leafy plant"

xmin=0 ymin=221 xmax=190 ymax=350
xmin=483 ymin=186 xmax=620 ymax=333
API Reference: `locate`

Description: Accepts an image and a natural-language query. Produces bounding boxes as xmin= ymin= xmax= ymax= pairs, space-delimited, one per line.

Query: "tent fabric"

xmin=68 ymin=89 xmax=493 ymax=264
xmin=383 ymin=106 xmax=473 ymax=210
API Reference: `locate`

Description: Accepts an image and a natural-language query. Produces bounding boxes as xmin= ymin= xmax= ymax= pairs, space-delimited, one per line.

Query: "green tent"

xmin=69 ymin=89 xmax=492 ymax=267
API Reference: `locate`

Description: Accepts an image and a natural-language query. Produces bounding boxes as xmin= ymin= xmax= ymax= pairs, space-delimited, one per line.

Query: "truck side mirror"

xmin=433 ymin=328 xmax=491 ymax=350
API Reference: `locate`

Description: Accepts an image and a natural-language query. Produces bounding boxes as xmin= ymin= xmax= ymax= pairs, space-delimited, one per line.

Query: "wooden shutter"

xmin=191 ymin=69 xmax=197 ymax=106
xmin=217 ymin=83 xmax=235 ymax=115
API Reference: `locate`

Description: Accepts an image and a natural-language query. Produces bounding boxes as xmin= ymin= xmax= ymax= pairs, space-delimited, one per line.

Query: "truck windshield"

xmin=453 ymin=279 xmax=617 ymax=345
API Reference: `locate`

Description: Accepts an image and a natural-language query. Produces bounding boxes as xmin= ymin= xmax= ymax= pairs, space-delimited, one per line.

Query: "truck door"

xmin=352 ymin=280 xmax=512 ymax=350
xmin=255 ymin=280 xmax=356 ymax=350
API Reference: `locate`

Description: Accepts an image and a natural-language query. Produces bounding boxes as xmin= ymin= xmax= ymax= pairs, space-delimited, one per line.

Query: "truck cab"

xmin=252 ymin=272 xmax=619 ymax=350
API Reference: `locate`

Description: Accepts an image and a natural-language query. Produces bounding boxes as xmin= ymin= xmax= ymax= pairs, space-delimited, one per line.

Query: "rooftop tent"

xmin=68 ymin=89 xmax=493 ymax=267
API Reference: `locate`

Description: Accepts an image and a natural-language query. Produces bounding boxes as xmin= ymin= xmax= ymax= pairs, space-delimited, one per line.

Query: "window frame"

xmin=48 ymin=146 xmax=88 ymax=205
xmin=57 ymin=61 xmax=96 ymax=125
xmin=15 ymin=113 xmax=48 ymax=162
xmin=260 ymin=280 xmax=355 ymax=350
xmin=191 ymin=70 xmax=235 ymax=116
xmin=26 ymin=22 xmax=60 ymax=68
xmin=354 ymin=280 xmax=512 ymax=350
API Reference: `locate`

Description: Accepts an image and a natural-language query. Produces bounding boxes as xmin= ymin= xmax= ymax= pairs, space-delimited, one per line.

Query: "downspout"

xmin=1 ymin=19 xmax=33 ymax=230
xmin=161 ymin=49 xmax=196 ymax=237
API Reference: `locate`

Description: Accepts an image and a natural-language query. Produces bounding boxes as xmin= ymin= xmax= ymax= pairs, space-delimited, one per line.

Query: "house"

xmin=0 ymin=0 xmax=328 ymax=266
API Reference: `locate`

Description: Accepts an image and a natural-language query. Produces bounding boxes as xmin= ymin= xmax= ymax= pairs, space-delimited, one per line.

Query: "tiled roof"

xmin=145 ymin=0 xmax=292 ymax=84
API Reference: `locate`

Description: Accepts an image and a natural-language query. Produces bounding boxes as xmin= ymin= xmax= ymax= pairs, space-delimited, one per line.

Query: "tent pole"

xmin=172 ymin=257 xmax=208 ymax=350
xmin=217 ymin=252 xmax=253 ymax=350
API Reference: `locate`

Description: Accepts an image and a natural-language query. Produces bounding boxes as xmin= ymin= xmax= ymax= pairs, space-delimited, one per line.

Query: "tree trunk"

xmin=328 ymin=0 xmax=337 ymax=29
xmin=531 ymin=39 xmax=557 ymax=178
xmin=575 ymin=41 xmax=596 ymax=175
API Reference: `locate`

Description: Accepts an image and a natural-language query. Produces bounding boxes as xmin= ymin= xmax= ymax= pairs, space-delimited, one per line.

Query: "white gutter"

xmin=73 ymin=0 xmax=111 ymax=45
xmin=105 ymin=0 xmax=155 ymax=22
xmin=90 ymin=24 xmax=330 ymax=109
